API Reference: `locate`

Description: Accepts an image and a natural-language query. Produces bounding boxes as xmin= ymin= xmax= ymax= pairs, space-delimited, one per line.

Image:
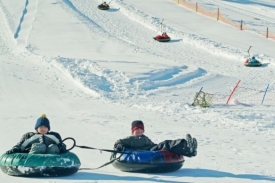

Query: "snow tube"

xmin=244 ymin=59 xmax=262 ymax=67
xmin=111 ymin=150 xmax=184 ymax=173
xmin=153 ymin=36 xmax=171 ymax=42
xmin=98 ymin=4 xmax=110 ymax=10
xmin=0 ymin=152 xmax=81 ymax=177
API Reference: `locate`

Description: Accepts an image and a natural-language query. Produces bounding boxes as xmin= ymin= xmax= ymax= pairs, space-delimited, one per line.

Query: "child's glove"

xmin=6 ymin=147 xmax=21 ymax=154
xmin=115 ymin=144 xmax=125 ymax=152
xmin=58 ymin=143 xmax=67 ymax=153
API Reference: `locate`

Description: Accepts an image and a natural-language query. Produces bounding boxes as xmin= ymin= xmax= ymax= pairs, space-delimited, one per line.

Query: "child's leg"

xmin=47 ymin=144 xmax=60 ymax=154
xmin=29 ymin=143 xmax=47 ymax=154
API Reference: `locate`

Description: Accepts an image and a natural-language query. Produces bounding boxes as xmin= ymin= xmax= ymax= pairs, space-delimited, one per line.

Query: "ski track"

xmin=0 ymin=1 xmax=16 ymax=53
xmin=13 ymin=0 xmax=29 ymax=39
xmin=61 ymin=0 xmax=253 ymax=62
xmin=33 ymin=0 xmax=275 ymax=117
xmin=15 ymin=0 xmax=38 ymax=49
xmin=1 ymin=0 xmax=275 ymax=137
xmin=1 ymin=2 xmax=275 ymax=181
xmin=57 ymin=0 xmax=214 ymax=97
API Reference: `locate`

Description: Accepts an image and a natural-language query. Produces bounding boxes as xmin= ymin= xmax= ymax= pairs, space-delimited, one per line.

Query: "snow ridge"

xmin=14 ymin=0 xmax=38 ymax=49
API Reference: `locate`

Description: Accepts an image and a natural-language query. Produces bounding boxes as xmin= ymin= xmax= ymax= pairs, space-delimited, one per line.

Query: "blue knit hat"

xmin=35 ymin=114 xmax=50 ymax=131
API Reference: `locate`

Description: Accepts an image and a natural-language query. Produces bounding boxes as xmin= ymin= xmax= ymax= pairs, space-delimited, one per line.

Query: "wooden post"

xmin=266 ymin=27 xmax=269 ymax=38
xmin=192 ymin=87 xmax=203 ymax=106
xmin=217 ymin=8 xmax=219 ymax=21
xmin=240 ymin=20 xmax=243 ymax=30
xmin=196 ymin=2 xmax=198 ymax=12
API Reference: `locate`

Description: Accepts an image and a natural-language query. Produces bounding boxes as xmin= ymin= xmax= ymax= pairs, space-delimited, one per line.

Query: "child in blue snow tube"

xmin=114 ymin=120 xmax=197 ymax=158
xmin=5 ymin=114 xmax=66 ymax=154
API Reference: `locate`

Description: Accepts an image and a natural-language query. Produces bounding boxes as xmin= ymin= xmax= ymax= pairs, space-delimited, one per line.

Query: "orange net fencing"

xmin=228 ymin=86 xmax=275 ymax=106
xmin=197 ymin=4 xmax=218 ymax=20
xmin=261 ymin=29 xmax=275 ymax=39
xmin=175 ymin=0 xmax=197 ymax=11
xmin=198 ymin=85 xmax=275 ymax=106
xmin=218 ymin=12 xmax=245 ymax=30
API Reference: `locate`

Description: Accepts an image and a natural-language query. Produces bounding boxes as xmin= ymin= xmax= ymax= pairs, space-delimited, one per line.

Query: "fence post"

xmin=226 ymin=80 xmax=241 ymax=105
xmin=266 ymin=27 xmax=269 ymax=38
xmin=196 ymin=2 xmax=198 ymax=12
xmin=261 ymin=84 xmax=269 ymax=105
xmin=192 ymin=87 xmax=203 ymax=106
xmin=240 ymin=20 xmax=243 ymax=30
xmin=217 ymin=8 xmax=219 ymax=21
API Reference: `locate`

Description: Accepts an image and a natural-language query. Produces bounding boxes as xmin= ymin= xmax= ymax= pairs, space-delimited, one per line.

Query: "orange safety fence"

xmin=261 ymin=29 xmax=275 ymax=39
xmin=218 ymin=12 xmax=246 ymax=30
xmin=175 ymin=0 xmax=196 ymax=11
xmin=197 ymin=4 xmax=218 ymax=20
xmin=199 ymin=85 xmax=275 ymax=106
xmin=231 ymin=86 xmax=275 ymax=106
xmin=172 ymin=0 xmax=275 ymax=40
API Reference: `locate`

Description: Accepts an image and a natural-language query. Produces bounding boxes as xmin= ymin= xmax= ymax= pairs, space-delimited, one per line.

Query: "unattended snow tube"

xmin=244 ymin=59 xmax=262 ymax=67
xmin=111 ymin=150 xmax=184 ymax=173
xmin=0 ymin=152 xmax=81 ymax=177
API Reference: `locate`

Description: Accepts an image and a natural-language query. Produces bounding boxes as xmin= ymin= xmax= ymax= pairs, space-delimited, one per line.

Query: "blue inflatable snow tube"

xmin=111 ymin=149 xmax=184 ymax=173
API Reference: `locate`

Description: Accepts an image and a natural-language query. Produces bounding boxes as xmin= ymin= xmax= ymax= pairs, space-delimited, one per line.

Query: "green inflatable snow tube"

xmin=0 ymin=152 xmax=81 ymax=177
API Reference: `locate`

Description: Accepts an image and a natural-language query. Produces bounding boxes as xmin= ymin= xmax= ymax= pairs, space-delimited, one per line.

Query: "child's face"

xmin=37 ymin=126 xmax=49 ymax=134
xmin=132 ymin=128 xmax=144 ymax=136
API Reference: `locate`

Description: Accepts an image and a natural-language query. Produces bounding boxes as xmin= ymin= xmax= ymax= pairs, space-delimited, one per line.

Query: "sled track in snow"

xmin=60 ymin=0 xmax=249 ymax=62
xmin=56 ymin=0 xmax=214 ymax=97
xmin=54 ymin=0 xmax=275 ymax=104
xmin=0 ymin=1 xmax=16 ymax=53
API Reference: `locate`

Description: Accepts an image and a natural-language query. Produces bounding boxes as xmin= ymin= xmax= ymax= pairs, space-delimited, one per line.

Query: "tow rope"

xmin=62 ymin=137 xmax=134 ymax=170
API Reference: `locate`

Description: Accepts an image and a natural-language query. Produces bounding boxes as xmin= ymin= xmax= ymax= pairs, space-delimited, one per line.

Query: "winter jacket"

xmin=10 ymin=131 xmax=65 ymax=153
xmin=155 ymin=35 xmax=163 ymax=39
xmin=114 ymin=135 xmax=190 ymax=156
xmin=114 ymin=135 xmax=156 ymax=151
xmin=162 ymin=34 xmax=169 ymax=38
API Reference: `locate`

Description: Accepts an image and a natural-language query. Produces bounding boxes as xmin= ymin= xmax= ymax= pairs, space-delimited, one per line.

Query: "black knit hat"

xmin=35 ymin=114 xmax=50 ymax=131
xmin=131 ymin=120 xmax=144 ymax=132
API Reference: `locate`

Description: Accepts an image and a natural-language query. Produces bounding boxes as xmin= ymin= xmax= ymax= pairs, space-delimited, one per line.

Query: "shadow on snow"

xmin=51 ymin=171 xmax=188 ymax=183
xmin=32 ymin=168 xmax=275 ymax=182
xmin=166 ymin=168 xmax=275 ymax=181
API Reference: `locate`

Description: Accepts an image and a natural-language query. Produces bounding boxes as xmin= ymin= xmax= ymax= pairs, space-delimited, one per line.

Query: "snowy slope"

xmin=0 ymin=0 xmax=275 ymax=182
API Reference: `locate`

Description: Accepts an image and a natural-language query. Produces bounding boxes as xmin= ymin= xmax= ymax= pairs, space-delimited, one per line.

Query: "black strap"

xmin=62 ymin=137 xmax=76 ymax=151
xmin=61 ymin=138 xmax=135 ymax=170
xmin=61 ymin=137 xmax=133 ymax=154
xmin=79 ymin=153 xmax=123 ymax=170
xmin=75 ymin=145 xmax=133 ymax=155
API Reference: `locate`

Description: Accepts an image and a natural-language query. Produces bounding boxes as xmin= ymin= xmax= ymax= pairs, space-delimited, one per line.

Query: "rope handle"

xmin=62 ymin=137 xmax=76 ymax=151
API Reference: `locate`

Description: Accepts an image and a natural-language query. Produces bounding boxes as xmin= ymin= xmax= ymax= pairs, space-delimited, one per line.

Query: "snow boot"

xmin=186 ymin=134 xmax=193 ymax=152
xmin=185 ymin=134 xmax=198 ymax=157
xmin=192 ymin=138 xmax=198 ymax=156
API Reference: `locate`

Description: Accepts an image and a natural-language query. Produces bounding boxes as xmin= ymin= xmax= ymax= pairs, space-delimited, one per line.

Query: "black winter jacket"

xmin=114 ymin=135 xmax=189 ymax=156
xmin=11 ymin=131 xmax=64 ymax=153
xmin=114 ymin=135 xmax=156 ymax=151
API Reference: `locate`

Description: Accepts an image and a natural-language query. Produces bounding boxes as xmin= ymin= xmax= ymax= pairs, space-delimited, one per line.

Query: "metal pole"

xmin=261 ymin=84 xmax=269 ymax=105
